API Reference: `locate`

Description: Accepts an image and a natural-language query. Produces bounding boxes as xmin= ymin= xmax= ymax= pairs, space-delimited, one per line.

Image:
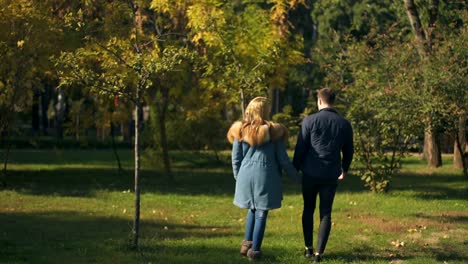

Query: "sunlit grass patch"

xmin=0 ymin=149 xmax=467 ymax=263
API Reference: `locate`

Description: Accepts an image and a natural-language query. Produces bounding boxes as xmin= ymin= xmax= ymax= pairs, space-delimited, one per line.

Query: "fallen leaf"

xmin=391 ymin=240 xmax=405 ymax=247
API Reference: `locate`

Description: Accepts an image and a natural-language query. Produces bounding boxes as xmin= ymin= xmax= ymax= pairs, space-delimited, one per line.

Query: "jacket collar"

xmin=319 ymin=107 xmax=337 ymax=113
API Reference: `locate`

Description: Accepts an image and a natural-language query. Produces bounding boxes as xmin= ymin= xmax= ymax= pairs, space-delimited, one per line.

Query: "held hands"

xmin=294 ymin=170 xmax=302 ymax=185
xmin=338 ymin=171 xmax=347 ymax=181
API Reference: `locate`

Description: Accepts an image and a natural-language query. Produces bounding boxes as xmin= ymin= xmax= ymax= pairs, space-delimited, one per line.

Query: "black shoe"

xmin=304 ymin=248 xmax=313 ymax=258
xmin=247 ymin=249 xmax=262 ymax=261
xmin=313 ymin=254 xmax=322 ymax=263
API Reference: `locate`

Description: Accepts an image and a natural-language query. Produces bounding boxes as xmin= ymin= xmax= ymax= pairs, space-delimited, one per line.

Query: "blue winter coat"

xmin=228 ymin=121 xmax=299 ymax=210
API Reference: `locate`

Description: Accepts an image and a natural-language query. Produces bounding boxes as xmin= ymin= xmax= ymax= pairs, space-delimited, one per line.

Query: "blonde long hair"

xmin=241 ymin=97 xmax=270 ymax=146
xmin=244 ymin=97 xmax=269 ymax=123
xmin=227 ymin=97 xmax=288 ymax=145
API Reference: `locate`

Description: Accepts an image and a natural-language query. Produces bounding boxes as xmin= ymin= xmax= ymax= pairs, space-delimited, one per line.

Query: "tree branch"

xmin=127 ymin=0 xmax=141 ymax=54
xmin=403 ymin=0 xmax=428 ymax=56
xmin=66 ymin=63 xmax=137 ymax=105
xmin=427 ymin=0 xmax=439 ymax=48
xmin=93 ymin=41 xmax=135 ymax=70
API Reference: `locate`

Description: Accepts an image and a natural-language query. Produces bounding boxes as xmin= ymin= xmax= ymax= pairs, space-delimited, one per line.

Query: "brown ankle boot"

xmin=240 ymin=240 xmax=252 ymax=256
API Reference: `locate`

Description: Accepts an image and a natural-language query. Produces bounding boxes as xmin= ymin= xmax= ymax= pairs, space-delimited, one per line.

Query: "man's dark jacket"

xmin=293 ymin=108 xmax=354 ymax=184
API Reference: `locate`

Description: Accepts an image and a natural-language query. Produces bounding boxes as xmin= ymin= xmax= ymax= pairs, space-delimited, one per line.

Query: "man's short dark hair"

xmin=317 ymin=88 xmax=336 ymax=105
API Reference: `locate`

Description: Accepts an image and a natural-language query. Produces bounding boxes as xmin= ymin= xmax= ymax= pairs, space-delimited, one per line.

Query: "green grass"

xmin=0 ymin=150 xmax=467 ymax=264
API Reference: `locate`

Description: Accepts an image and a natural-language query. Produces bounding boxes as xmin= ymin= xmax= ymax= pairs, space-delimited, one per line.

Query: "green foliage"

xmin=272 ymin=105 xmax=300 ymax=146
xmin=1 ymin=0 xmax=467 ymax=191
xmin=56 ymin=42 xmax=192 ymax=104
xmin=0 ymin=0 xmax=62 ymax=134
xmin=343 ymin=29 xmax=423 ymax=192
xmin=63 ymin=99 xmax=92 ymax=140
xmin=420 ymin=18 xmax=467 ymax=134
xmin=311 ymin=0 xmax=400 ymax=53
xmin=168 ymin=0 xmax=305 ymax=108
xmin=144 ymin=87 xmax=229 ymax=160
xmin=312 ymin=3 xmax=467 ymax=191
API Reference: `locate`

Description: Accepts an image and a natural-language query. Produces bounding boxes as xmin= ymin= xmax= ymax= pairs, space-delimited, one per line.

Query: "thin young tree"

xmin=56 ymin=0 xmax=189 ymax=248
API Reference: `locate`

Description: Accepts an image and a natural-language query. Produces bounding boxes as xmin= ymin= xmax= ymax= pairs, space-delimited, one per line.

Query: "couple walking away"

xmin=227 ymin=88 xmax=354 ymax=262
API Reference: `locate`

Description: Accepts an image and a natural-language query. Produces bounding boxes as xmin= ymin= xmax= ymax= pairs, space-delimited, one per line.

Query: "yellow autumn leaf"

xmin=17 ymin=40 xmax=25 ymax=48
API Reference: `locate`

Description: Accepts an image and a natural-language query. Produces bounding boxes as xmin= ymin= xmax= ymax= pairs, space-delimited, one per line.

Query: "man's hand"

xmin=294 ymin=171 xmax=302 ymax=185
xmin=338 ymin=171 xmax=347 ymax=181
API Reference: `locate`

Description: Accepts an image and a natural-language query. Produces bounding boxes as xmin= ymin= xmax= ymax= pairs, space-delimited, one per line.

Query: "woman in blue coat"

xmin=227 ymin=97 xmax=299 ymax=260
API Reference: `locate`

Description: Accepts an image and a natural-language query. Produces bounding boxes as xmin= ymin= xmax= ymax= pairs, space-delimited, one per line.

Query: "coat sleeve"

xmin=232 ymin=139 xmax=243 ymax=180
xmin=293 ymin=119 xmax=311 ymax=171
xmin=341 ymin=122 xmax=354 ymax=173
xmin=275 ymin=141 xmax=300 ymax=182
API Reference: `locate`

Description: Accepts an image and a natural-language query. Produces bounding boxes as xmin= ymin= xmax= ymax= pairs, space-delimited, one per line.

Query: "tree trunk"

xmin=132 ymin=102 xmax=141 ymax=249
xmin=32 ymin=92 xmax=40 ymax=136
xmin=404 ymin=0 xmax=444 ymax=168
xmin=1 ymin=124 xmax=11 ymax=187
xmin=75 ymin=113 xmax=80 ymax=141
xmin=122 ymin=121 xmax=131 ymax=142
xmin=424 ymin=127 xmax=442 ymax=168
xmin=41 ymin=90 xmax=50 ymax=135
xmin=240 ymin=88 xmax=245 ymax=118
xmin=269 ymin=88 xmax=280 ymax=116
xmin=157 ymin=87 xmax=172 ymax=179
xmin=55 ymin=90 xmax=66 ymax=140
xmin=403 ymin=0 xmax=428 ymax=55
xmin=110 ymin=121 xmax=125 ymax=174
xmin=159 ymin=117 xmax=171 ymax=177
xmin=454 ymin=114 xmax=466 ymax=170
xmin=295 ymin=0 xmax=315 ymax=56
xmin=130 ymin=0 xmax=143 ymax=249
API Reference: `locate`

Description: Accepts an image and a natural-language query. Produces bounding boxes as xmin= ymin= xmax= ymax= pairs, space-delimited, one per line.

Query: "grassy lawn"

xmin=0 ymin=150 xmax=467 ymax=264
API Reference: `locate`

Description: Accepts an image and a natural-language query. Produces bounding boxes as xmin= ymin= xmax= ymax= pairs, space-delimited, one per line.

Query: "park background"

xmin=0 ymin=0 xmax=466 ymax=263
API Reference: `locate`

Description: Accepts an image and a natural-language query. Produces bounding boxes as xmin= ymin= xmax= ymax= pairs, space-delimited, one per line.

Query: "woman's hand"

xmin=338 ymin=171 xmax=347 ymax=181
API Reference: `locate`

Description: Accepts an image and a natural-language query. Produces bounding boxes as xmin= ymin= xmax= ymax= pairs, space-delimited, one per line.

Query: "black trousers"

xmin=302 ymin=183 xmax=338 ymax=254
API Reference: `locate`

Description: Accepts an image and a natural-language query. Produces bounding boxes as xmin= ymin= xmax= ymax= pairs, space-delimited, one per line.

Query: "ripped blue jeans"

xmin=244 ymin=209 xmax=269 ymax=251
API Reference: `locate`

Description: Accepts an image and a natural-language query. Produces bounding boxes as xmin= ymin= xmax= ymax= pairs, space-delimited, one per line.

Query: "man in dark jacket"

xmin=293 ymin=88 xmax=354 ymax=262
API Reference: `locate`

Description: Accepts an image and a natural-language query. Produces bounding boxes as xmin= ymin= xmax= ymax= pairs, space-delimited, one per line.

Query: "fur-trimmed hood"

xmin=227 ymin=121 xmax=289 ymax=146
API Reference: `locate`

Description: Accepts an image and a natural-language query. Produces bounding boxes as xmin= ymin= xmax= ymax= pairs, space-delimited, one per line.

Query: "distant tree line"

xmin=1 ymin=0 xmax=466 ymax=243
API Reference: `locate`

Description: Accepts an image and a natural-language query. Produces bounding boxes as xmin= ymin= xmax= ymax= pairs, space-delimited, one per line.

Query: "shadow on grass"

xmin=412 ymin=212 xmax=468 ymax=224
xmin=326 ymin=246 xmax=468 ymax=263
xmin=324 ymin=236 xmax=468 ymax=263
xmin=400 ymin=155 xmax=454 ymax=166
xmin=3 ymin=166 xmax=467 ymax=201
xmin=326 ymin=245 xmax=397 ymax=263
xmin=2 ymin=149 xmax=466 ymax=201
xmin=0 ymin=211 xmax=235 ymax=264
xmin=0 ymin=149 xmax=133 ymax=164
xmin=390 ymin=173 xmax=468 ymax=201
xmin=3 ymin=167 xmax=241 ymax=197
xmin=3 ymin=167 xmax=371 ymax=198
